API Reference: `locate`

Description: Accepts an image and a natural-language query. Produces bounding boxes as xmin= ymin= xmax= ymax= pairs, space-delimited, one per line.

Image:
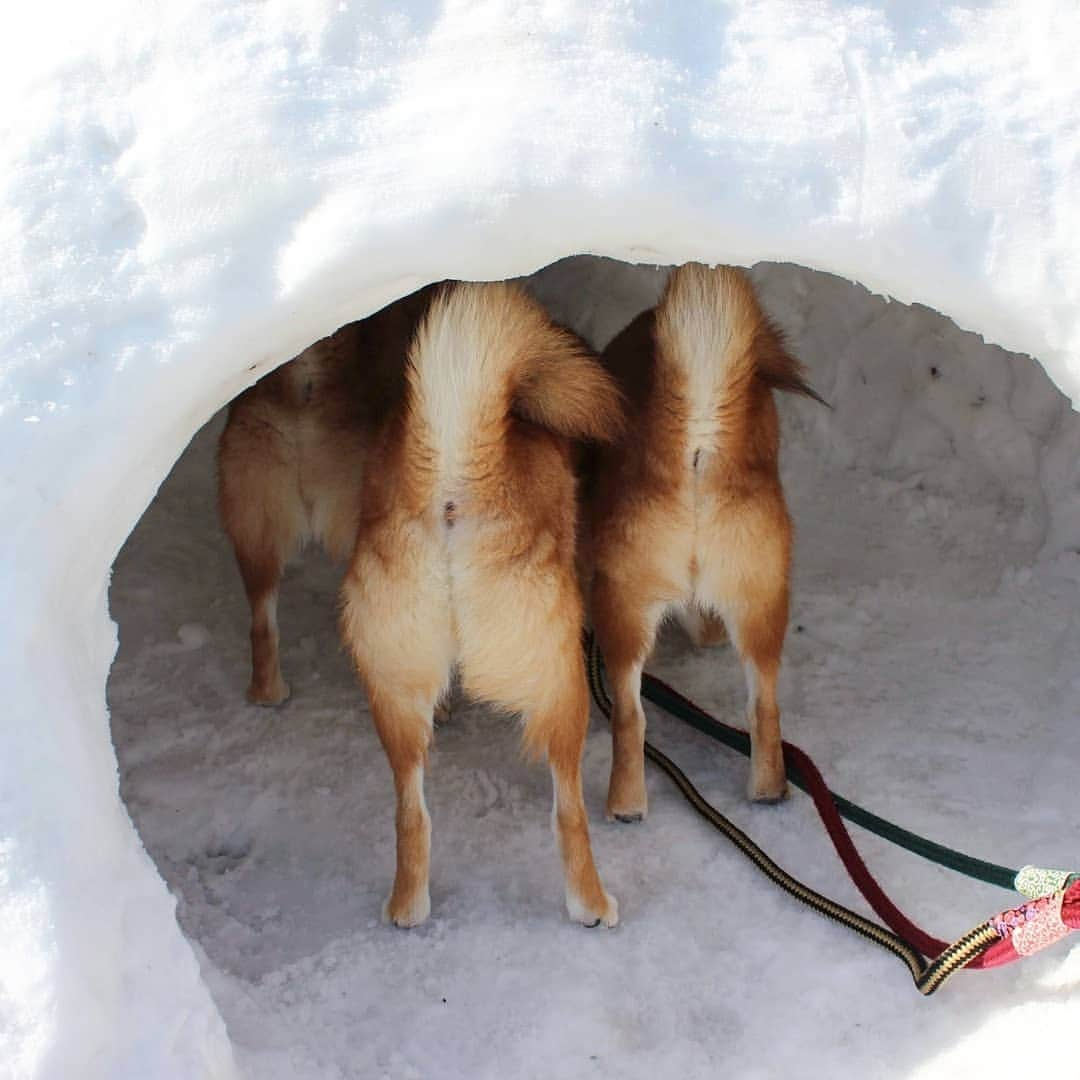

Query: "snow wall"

xmin=2 ymin=2 xmax=1078 ymax=1076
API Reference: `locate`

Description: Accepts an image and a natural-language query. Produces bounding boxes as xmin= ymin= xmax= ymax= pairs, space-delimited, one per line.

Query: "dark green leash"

xmin=584 ymin=634 xmax=1080 ymax=992
xmin=634 ymin=666 xmax=1015 ymax=889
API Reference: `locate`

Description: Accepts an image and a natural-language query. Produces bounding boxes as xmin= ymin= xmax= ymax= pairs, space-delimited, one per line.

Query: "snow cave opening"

xmin=105 ymin=253 xmax=1080 ymax=1024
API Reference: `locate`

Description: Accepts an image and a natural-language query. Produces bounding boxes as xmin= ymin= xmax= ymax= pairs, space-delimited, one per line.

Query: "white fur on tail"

xmin=409 ymin=282 xmax=618 ymax=490
xmin=657 ymin=265 xmax=743 ymax=455
xmin=409 ymin=284 xmax=506 ymax=485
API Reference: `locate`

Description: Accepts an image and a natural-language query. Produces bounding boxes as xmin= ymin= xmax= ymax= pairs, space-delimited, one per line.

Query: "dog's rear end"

xmin=340 ymin=281 xmax=623 ymax=928
xmin=217 ymin=336 xmax=363 ymax=704
xmin=217 ymin=286 xmax=437 ymax=705
xmin=589 ymin=264 xmax=820 ymax=817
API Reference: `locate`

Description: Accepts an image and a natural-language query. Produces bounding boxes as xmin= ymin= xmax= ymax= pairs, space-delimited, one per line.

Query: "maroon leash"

xmin=586 ymin=637 xmax=1080 ymax=992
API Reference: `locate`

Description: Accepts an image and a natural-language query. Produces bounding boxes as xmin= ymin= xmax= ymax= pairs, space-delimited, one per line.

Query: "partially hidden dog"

xmin=337 ymin=281 xmax=623 ymax=928
xmin=585 ymin=263 xmax=825 ymax=820
xmin=217 ymin=285 xmax=439 ymax=705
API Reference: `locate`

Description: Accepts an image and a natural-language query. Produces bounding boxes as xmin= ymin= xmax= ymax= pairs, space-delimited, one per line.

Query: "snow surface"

xmin=102 ymin=257 xmax=1080 ymax=1080
xmin=3 ymin=2 xmax=1080 ymax=1077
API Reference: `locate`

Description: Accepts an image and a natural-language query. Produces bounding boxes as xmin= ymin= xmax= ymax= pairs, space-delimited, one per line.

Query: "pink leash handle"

xmin=973 ymin=877 xmax=1080 ymax=970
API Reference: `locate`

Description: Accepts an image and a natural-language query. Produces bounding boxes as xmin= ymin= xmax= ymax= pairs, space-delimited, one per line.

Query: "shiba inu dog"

xmin=325 ymin=281 xmax=622 ymax=928
xmin=217 ymin=285 xmax=438 ymax=705
xmin=586 ymin=263 xmax=824 ymax=820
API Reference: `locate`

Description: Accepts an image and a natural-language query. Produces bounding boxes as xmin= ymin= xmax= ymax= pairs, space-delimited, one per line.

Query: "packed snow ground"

xmin=107 ymin=259 xmax=1080 ymax=1080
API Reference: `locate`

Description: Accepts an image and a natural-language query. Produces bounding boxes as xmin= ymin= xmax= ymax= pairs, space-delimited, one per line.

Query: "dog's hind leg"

xmin=236 ymin=546 xmax=295 ymax=706
xmin=460 ymin=567 xmax=617 ymax=926
xmin=730 ymin=603 xmax=788 ymax=803
xmin=367 ymin=693 xmax=436 ymax=928
xmin=341 ymin=539 xmax=452 ymax=928
xmin=698 ymin=497 xmax=791 ymax=803
xmin=740 ymin=617 xmax=788 ymax=803
xmin=590 ymin=570 xmax=666 ymax=823
xmin=218 ymin=412 xmax=305 ymax=706
xmin=527 ymin=672 xmax=619 ymax=928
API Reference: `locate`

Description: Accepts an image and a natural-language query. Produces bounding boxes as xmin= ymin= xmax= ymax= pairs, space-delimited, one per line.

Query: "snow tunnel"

xmin=4 ymin=5 xmax=1080 ymax=1078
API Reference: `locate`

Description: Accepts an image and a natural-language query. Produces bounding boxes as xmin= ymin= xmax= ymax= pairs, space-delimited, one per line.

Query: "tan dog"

xmin=217 ymin=285 xmax=438 ymax=705
xmin=586 ymin=263 xmax=824 ymax=820
xmin=338 ymin=281 xmax=622 ymax=928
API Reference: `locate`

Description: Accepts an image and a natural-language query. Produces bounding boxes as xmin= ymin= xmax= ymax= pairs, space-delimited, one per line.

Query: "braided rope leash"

xmin=584 ymin=634 xmax=1080 ymax=994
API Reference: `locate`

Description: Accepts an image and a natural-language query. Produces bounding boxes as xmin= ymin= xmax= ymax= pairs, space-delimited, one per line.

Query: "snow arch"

xmin=3 ymin=3 xmax=1079 ymax=1076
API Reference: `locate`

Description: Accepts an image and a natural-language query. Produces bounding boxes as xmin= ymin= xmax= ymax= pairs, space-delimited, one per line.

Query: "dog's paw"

xmin=605 ymin=791 xmax=648 ymax=824
xmin=747 ymin=771 xmax=789 ymax=804
xmin=747 ymin=745 xmax=789 ymax=803
xmin=383 ymin=888 xmax=431 ymax=929
xmin=567 ymin=889 xmax=619 ymax=929
xmin=246 ymin=676 xmax=291 ymax=707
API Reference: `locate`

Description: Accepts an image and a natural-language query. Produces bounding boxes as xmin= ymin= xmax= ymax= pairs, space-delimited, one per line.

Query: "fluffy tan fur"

xmin=328 ymin=281 xmax=622 ymax=928
xmin=217 ymin=285 xmax=438 ymax=705
xmin=586 ymin=263 xmax=820 ymax=818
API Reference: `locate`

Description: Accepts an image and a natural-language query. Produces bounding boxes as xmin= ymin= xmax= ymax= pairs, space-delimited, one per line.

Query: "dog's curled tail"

xmin=408 ymin=282 xmax=623 ymax=479
xmin=656 ymin=264 xmax=827 ymax=436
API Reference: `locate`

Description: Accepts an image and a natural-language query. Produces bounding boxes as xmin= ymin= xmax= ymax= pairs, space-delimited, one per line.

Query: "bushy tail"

xmin=655 ymin=264 xmax=826 ymax=447
xmin=407 ymin=282 xmax=623 ymax=481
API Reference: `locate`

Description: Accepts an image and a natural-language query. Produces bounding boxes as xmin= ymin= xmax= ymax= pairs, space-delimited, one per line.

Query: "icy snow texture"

xmin=2 ymin=1 xmax=1079 ymax=1077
